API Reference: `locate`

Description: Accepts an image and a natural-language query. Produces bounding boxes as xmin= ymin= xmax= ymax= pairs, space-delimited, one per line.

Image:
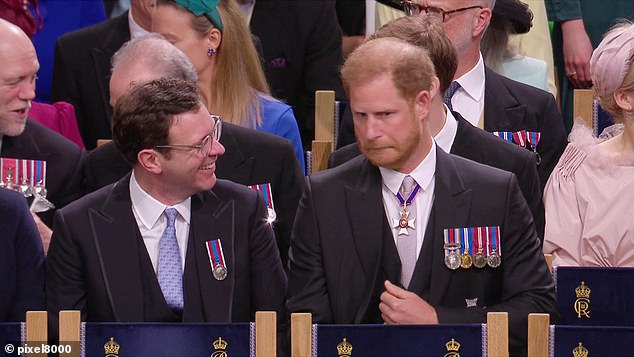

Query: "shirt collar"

xmin=379 ymin=143 xmax=437 ymax=196
xmin=128 ymin=9 xmax=150 ymax=40
xmin=129 ymin=171 xmax=191 ymax=229
xmin=433 ymin=105 xmax=458 ymax=153
xmin=455 ymin=53 xmax=486 ymax=102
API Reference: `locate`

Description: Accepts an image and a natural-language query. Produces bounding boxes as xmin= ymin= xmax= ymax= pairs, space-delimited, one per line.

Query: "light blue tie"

xmin=157 ymin=208 xmax=184 ymax=311
xmin=443 ymin=81 xmax=461 ymax=112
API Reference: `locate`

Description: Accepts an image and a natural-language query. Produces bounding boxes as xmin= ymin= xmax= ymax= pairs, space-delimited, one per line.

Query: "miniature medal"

xmin=213 ymin=265 xmax=227 ymax=280
xmin=445 ymin=248 xmax=461 ymax=270
xmin=473 ymin=227 xmax=487 ymax=268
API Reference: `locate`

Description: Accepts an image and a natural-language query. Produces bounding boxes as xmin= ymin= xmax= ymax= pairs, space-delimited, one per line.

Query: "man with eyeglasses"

xmin=46 ymin=78 xmax=286 ymax=330
xmin=339 ymin=0 xmax=566 ymax=192
xmin=407 ymin=0 xmax=566 ymax=191
xmin=83 ymin=34 xmax=304 ymax=271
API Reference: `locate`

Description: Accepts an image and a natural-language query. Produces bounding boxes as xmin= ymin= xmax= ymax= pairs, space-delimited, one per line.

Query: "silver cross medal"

xmin=393 ymin=202 xmax=415 ymax=235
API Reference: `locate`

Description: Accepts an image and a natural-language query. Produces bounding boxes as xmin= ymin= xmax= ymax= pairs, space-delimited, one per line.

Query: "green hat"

xmin=174 ymin=0 xmax=223 ymax=32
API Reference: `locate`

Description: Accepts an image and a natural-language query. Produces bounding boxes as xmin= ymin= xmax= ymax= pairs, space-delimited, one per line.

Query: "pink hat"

xmin=590 ymin=24 xmax=634 ymax=97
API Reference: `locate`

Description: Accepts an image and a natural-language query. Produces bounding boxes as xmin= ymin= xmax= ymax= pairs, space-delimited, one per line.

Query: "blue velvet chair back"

xmin=81 ymin=322 xmax=253 ymax=357
xmin=550 ymin=325 xmax=634 ymax=357
xmin=314 ymin=324 xmax=485 ymax=357
xmin=554 ymin=266 xmax=634 ymax=326
xmin=0 ymin=323 xmax=23 ymax=352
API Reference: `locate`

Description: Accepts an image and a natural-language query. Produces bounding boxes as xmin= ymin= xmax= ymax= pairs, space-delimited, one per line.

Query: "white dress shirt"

xmin=433 ymin=105 xmax=459 ymax=154
xmin=128 ymin=7 xmax=150 ymax=40
xmin=129 ymin=171 xmax=191 ymax=272
xmin=451 ymin=54 xmax=486 ymax=127
xmin=380 ymin=144 xmax=437 ymax=258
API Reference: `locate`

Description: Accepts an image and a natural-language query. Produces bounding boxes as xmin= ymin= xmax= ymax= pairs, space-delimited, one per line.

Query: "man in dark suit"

xmin=0 ymin=188 xmax=45 ymax=322
xmin=250 ymin=0 xmax=346 ymax=148
xmin=0 ymin=19 xmax=84 ymax=247
xmin=83 ymin=34 xmax=303 ymax=267
xmin=287 ymin=38 xmax=557 ymax=356
xmin=337 ymin=0 xmax=567 ymax=190
xmin=51 ymin=0 xmax=153 ymax=149
xmin=47 ymin=78 xmax=286 ymax=328
xmin=329 ymin=16 xmax=544 ymax=238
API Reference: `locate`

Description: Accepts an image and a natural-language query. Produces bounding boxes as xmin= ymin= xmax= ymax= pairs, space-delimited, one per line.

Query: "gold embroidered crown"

xmin=575 ymin=281 xmax=591 ymax=299
xmin=573 ymin=342 xmax=588 ymax=357
xmin=337 ymin=338 xmax=353 ymax=356
xmin=213 ymin=337 xmax=228 ymax=350
xmin=445 ymin=338 xmax=461 ymax=352
xmin=104 ymin=337 xmax=120 ymax=356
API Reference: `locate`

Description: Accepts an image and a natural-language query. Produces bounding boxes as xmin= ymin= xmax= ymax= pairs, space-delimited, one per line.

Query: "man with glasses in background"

xmin=403 ymin=0 xmax=566 ymax=191
xmin=46 ymin=78 xmax=286 ymax=329
xmin=338 ymin=0 xmax=566 ymax=192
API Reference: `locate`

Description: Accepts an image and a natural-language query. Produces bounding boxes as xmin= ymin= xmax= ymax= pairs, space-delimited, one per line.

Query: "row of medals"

xmin=445 ymin=245 xmax=501 ymax=270
xmin=0 ymin=169 xmax=48 ymax=198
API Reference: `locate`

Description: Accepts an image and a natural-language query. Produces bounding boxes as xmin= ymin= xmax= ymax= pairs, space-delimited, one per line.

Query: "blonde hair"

xmin=158 ymin=0 xmax=270 ymax=127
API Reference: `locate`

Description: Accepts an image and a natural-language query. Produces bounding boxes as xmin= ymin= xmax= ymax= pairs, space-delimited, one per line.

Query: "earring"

xmin=207 ymin=48 xmax=216 ymax=57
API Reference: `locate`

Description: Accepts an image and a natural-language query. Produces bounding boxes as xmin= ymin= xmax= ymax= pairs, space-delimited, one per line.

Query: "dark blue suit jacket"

xmin=0 ymin=189 xmax=45 ymax=321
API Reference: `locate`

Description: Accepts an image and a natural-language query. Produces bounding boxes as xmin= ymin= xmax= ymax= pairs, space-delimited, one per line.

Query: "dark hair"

xmin=112 ymin=78 xmax=202 ymax=165
xmin=370 ymin=16 xmax=457 ymax=93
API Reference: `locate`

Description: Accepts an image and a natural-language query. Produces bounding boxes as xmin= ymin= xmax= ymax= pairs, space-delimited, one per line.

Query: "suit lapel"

xmin=216 ymin=124 xmax=255 ymax=184
xmin=89 ymin=175 xmax=144 ymax=321
xmin=191 ymin=190 xmax=235 ymax=322
xmin=484 ymin=67 xmax=527 ymax=131
xmin=450 ymin=113 xmax=484 ymax=164
xmin=343 ymin=159 xmax=385 ymax=323
xmin=412 ymin=149 xmax=472 ymax=302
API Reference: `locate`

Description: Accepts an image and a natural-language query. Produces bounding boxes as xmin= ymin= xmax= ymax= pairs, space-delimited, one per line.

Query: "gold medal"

xmin=461 ymin=251 xmax=473 ymax=269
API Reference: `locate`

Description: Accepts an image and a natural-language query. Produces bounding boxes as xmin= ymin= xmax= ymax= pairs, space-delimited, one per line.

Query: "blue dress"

xmin=256 ymin=93 xmax=306 ymax=173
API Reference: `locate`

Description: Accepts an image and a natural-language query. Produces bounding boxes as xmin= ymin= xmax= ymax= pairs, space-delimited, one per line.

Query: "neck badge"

xmin=392 ymin=182 xmax=421 ymax=236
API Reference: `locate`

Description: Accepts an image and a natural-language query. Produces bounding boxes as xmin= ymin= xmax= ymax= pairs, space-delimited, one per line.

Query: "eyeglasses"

xmin=154 ymin=114 xmax=222 ymax=157
xmin=402 ymin=1 xmax=483 ymax=22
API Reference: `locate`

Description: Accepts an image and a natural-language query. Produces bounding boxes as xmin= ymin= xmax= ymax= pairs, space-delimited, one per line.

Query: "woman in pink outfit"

xmin=543 ymin=21 xmax=634 ymax=267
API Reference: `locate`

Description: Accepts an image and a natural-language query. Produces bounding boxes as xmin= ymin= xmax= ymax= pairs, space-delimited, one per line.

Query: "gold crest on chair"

xmin=574 ymin=281 xmax=591 ymax=318
xmin=573 ymin=342 xmax=589 ymax=357
xmin=104 ymin=337 xmax=120 ymax=357
xmin=337 ymin=337 xmax=353 ymax=357
xmin=444 ymin=338 xmax=461 ymax=357
xmin=211 ymin=337 xmax=228 ymax=357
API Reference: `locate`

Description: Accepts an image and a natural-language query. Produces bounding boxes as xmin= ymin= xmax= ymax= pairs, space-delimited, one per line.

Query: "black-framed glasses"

xmin=402 ymin=1 xmax=483 ymax=22
xmin=154 ymin=114 xmax=222 ymax=157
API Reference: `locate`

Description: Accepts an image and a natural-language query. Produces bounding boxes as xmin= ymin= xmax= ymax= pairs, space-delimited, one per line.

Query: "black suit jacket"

xmin=250 ymin=0 xmax=346 ymax=148
xmin=46 ymin=175 xmax=286 ymax=325
xmin=1 ymin=120 xmax=85 ymax=226
xmin=483 ymin=68 xmax=567 ymax=190
xmin=83 ymin=123 xmax=304 ymax=267
xmin=52 ymin=12 xmax=129 ymax=149
xmin=287 ymin=148 xmax=557 ymax=355
xmin=337 ymin=68 xmax=567 ymax=190
xmin=329 ymin=112 xmax=545 ymax=239
xmin=0 ymin=189 xmax=45 ymax=322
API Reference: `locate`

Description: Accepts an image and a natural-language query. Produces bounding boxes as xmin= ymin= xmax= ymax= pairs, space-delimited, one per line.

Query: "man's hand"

xmin=561 ymin=19 xmax=594 ymax=89
xmin=30 ymin=212 xmax=51 ymax=255
xmin=379 ymin=280 xmax=438 ymax=324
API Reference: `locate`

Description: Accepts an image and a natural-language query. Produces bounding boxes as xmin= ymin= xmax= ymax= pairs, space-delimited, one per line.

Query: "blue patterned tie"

xmin=443 ymin=81 xmax=461 ymax=112
xmin=157 ymin=208 xmax=184 ymax=311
